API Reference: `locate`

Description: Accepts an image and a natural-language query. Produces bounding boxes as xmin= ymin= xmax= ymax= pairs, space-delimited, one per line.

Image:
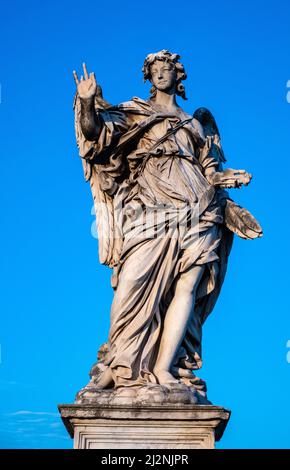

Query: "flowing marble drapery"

xmin=74 ymin=97 xmax=233 ymax=388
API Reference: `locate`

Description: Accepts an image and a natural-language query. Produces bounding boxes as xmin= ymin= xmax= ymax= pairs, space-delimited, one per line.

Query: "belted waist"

xmin=126 ymin=148 xmax=201 ymax=186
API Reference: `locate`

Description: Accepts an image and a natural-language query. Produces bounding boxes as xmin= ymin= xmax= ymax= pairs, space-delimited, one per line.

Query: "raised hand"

xmin=209 ymin=168 xmax=252 ymax=189
xmin=73 ymin=63 xmax=97 ymax=100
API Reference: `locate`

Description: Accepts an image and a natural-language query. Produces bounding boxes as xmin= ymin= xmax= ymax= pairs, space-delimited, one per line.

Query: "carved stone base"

xmin=58 ymin=400 xmax=230 ymax=449
xmin=75 ymin=382 xmax=211 ymax=406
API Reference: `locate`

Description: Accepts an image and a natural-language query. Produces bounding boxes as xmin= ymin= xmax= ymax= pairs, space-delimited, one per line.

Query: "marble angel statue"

xmin=72 ymin=50 xmax=262 ymax=403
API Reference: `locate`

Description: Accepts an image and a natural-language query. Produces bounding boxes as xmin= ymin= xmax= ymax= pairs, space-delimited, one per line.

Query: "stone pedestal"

xmin=58 ymin=403 xmax=230 ymax=449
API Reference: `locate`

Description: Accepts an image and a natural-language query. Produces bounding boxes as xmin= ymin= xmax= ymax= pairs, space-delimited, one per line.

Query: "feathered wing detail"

xmin=73 ymin=94 xmax=116 ymax=267
xmin=193 ymin=107 xmax=226 ymax=171
xmin=176 ymin=106 xmax=263 ymax=372
xmin=224 ymin=199 xmax=263 ymax=240
xmin=193 ymin=107 xmax=263 ymax=240
xmin=89 ymin=166 xmax=115 ymax=266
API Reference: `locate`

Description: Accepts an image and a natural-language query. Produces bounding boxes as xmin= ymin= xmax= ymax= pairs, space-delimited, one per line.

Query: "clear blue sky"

xmin=0 ymin=0 xmax=289 ymax=449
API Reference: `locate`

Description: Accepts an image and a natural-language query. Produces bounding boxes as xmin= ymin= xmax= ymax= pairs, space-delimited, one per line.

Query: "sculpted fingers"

xmin=74 ymin=65 xmax=97 ymax=100
xmin=83 ymin=62 xmax=89 ymax=80
xmin=90 ymin=71 xmax=97 ymax=84
xmin=73 ymin=70 xmax=79 ymax=86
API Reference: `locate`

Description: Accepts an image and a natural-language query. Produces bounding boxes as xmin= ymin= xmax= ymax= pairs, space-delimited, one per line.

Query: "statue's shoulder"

xmin=117 ymin=97 xmax=153 ymax=115
xmin=117 ymin=99 xmax=138 ymax=110
xmin=176 ymin=108 xmax=205 ymax=142
xmin=191 ymin=116 xmax=204 ymax=136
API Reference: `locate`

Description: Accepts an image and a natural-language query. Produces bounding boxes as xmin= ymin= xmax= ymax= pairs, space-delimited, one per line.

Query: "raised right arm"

xmin=73 ymin=63 xmax=100 ymax=141
xmin=79 ymin=96 xmax=100 ymax=141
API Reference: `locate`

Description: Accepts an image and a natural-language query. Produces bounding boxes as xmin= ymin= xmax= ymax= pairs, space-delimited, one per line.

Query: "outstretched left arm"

xmin=193 ymin=111 xmax=252 ymax=189
xmin=193 ymin=109 xmax=262 ymax=239
xmin=205 ymin=167 xmax=252 ymax=189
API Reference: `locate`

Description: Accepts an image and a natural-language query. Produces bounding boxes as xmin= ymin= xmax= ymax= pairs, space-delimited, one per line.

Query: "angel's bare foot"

xmin=171 ymin=366 xmax=194 ymax=379
xmin=154 ymin=369 xmax=179 ymax=385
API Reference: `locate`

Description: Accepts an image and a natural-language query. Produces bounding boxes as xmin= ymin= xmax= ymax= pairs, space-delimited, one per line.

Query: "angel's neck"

xmin=154 ymin=90 xmax=178 ymax=111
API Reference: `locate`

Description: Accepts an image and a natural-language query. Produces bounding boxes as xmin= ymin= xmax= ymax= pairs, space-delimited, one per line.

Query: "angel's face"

xmin=150 ymin=60 xmax=176 ymax=93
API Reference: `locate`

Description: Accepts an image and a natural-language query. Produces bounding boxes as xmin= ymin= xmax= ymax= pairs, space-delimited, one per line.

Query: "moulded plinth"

xmin=58 ymin=403 xmax=230 ymax=449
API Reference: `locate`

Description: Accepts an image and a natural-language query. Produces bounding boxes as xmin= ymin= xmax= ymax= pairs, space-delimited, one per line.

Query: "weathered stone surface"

xmin=62 ymin=50 xmax=261 ymax=450
xmin=71 ymin=50 xmax=262 ymax=394
xmin=75 ymin=382 xmax=210 ymax=406
xmin=59 ymin=403 xmax=230 ymax=449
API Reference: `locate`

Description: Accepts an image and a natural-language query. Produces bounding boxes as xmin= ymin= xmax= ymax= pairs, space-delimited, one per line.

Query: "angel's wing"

xmin=73 ymin=93 xmax=116 ymax=267
xmin=193 ymin=107 xmax=226 ymax=171
xmin=224 ymin=199 xmax=263 ymax=240
xmin=193 ymin=107 xmax=263 ymax=240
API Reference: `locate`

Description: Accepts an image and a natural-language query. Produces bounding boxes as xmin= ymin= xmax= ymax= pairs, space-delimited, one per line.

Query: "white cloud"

xmin=0 ymin=380 xmax=36 ymax=388
xmin=49 ymin=422 xmax=62 ymax=428
xmin=8 ymin=411 xmax=58 ymax=417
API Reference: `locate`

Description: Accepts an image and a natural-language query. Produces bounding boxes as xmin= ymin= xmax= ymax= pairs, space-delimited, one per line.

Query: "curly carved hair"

xmin=142 ymin=49 xmax=187 ymax=100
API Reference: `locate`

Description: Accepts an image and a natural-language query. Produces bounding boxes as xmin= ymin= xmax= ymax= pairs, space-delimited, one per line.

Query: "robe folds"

xmin=74 ymin=96 xmax=233 ymax=387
